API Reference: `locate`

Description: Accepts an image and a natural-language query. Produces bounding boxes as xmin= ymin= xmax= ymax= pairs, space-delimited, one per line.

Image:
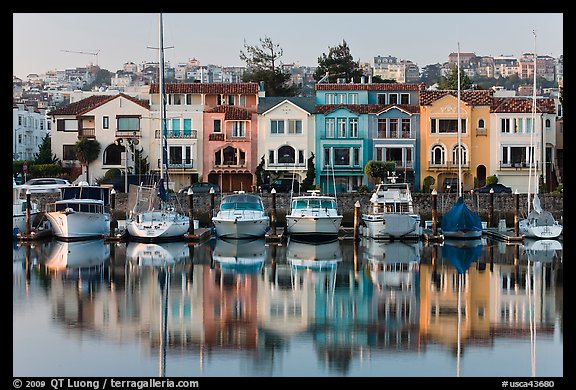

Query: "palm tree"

xmin=75 ymin=139 xmax=101 ymax=184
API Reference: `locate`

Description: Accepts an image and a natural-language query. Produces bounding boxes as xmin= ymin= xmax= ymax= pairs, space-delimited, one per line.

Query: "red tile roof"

xmin=315 ymin=83 xmax=424 ymax=91
xmin=150 ymin=83 xmax=259 ymax=94
xmin=315 ymin=104 xmax=420 ymax=115
xmin=419 ymin=90 xmax=493 ymax=106
xmin=490 ymin=97 xmax=556 ymax=114
xmin=206 ymin=105 xmax=254 ymax=120
xmin=48 ymin=93 xmax=149 ymax=116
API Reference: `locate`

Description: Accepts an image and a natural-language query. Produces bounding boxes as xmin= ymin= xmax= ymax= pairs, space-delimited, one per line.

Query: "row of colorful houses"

xmin=48 ymin=81 xmax=561 ymax=193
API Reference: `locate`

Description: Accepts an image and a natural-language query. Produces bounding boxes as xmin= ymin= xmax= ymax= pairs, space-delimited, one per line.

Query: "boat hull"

xmin=213 ymin=216 xmax=269 ymax=239
xmin=127 ymin=211 xmax=189 ymax=242
xmin=441 ymin=229 xmax=483 ymax=239
xmin=362 ymin=213 xmax=421 ymax=240
xmin=45 ymin=211 xmax=109 ymax=240
xmin=519 ymin=220 xmax=562 ymax=239
xmin=13 ymin=212 xmax=40 ymax=238
xmin=286 ymin=215 xmax=343 ymax=239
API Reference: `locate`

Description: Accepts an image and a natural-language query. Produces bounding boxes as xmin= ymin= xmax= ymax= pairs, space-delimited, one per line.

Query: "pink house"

xmin=202 ymin=83 xmax=259 ymax=192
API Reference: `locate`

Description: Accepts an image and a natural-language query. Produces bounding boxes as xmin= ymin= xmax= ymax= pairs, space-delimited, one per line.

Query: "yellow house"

xmin=419 ymin=90 xmax=493 ymax=192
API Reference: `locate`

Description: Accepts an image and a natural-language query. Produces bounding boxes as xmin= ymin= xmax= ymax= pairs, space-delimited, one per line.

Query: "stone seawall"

xmin=29 ymin=191 xmax=563 ymax=228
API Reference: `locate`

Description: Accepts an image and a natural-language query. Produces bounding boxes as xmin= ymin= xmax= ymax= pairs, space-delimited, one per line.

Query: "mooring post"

xmin=109 ymin=188 xmax=116 ymax=237
xmin=354 ymin=200 xmax=361 ymax=242
xmin=271 ymin=188 xmax=277 ymax=236
xmin=209 ymin=187 xmax=215 ymax=223
xmin=514 ymin=189 xmax=520 ymax=237
xmin=431 ymin=189 xmax=438 ymax=236
xmin=25 ymin=188 xmax=31 ymax=235
xmin=188 ymin=187 xmax=194 ymax=235
xmin=488 ymin=187 xmax=494 ymax=228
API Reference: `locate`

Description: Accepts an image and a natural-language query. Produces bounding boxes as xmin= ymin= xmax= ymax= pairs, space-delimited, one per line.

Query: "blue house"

xmin=315 ymin=82 xmax=423 ymax=193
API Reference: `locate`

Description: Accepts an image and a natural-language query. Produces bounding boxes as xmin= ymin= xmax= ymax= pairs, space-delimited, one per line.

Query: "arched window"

xmin=452 ymin=144 xmax=467 ymax=165
xmin=545 ymin=119 xmax=551 ymax=128
xmin=431 ymin=145 xmax=445 ymax=165
xmin=215 ymin=146 xmax=246 ymax=166
xmin=478 ymin=118 xmax=485 ymax=128
xmin=278 ymin=145 xmax=296 ymax=164
xmin=103 ymin=144 xmax=124 ymax=166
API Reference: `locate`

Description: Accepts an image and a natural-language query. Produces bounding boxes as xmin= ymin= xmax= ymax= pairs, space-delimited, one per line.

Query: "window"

xmin=375 ymin=147 xmax=383 ymax=161
xmin=103 ymin=144 xmax=123 ymax=165
xmin=228 ymin=95 xmax=235 ymax=105
xmin=239 ymin=95 xmax=246 ymax=107
xmin=213 ymin=119 xmax=221 ymax=133
xmin=501 ymin=118 xmax=511 ymax=133
xmin=326 ymin=94 xmax=335 ymax=104
xmin=338 ymin=94 xmax=347 ymax=104
xmin=546 ymin=119 xmax=551 ymax=128
xmin=268 ymin=150 xmax=275 ymax=164
xmin=169 ymin=146 xmax=183 ymax=164
xmin=62 ymin=145 xmax=77 ymax=160
xmin=377 ymin=94 xmax=386 ymax=104
xmin=377 ymin=118 xmax=387 ymax=138
xmin=431 ymin=145 xmax=445 ymax=165
xmin=298 ymin=150 xmax=304 ymax=164
xmin=103 ymin=116 xmax=109 ymax=129
xmin=401 ymin=118 xmax=411 ymax=137
xmin=232 ymin=121 xmax=245 ymax=137
xmin=287 ymin=119 xmax=302 ymax=134
xmin=117 ymin=116 xmax=140 ymax=131
xmin=353 ymin=148 xmax=360 ymax=166
xmin=350 ymin=118 xmax=358 ymax=138
xmin=337 ymin=118 xmax=346 ymax=138
xmin=326 ymin=118 xmax=335 ymax=138
xmin=183 ymin=118 xmax=192 ymax=136
xmin=400 ymin=93 xmax=410 ymax=104
xmin=271 ymin=120 xmax=284 ymax=134
xmin=349 ymin=93 xmax=358 ymax=104
xmin=526 ymin=118 xmax=533 ymax=133
xmin=389 ymin=118 xmax=398 ymax=138
xmin=501 ymin=145 xmax=534 ymax=166
xmin=278 ymin=145 xmax=295 ymax=163
xmin=18 ymin=116 xmax=22 ymax=126
xmin=324 ymin=148 xmax=331 ymax=166
xmin=173 ymin=94 xmax=183 ymax=105
xmin=431 ymin=119 xmax=466 ymax=133
xmin=452 ymin=144 xmax=467 ymax=165
xmin=478 ymin=118 xmax=485 ymax=128
xmin=186 ymin=94 xmax=192 ymax=105
xmin=389 ymin=94 xmax=398 ymax=104
xmin=57 ymin=119 xmax=77 ymax=132
xmin=171 ymin=118 xmax=180 ymax=136
xmin=334 ymin=148 xmax=350 ymax=165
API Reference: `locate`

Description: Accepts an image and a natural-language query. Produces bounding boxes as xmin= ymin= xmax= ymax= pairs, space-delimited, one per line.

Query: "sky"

xmin=13 ymin=13 xmax=563 ymax=80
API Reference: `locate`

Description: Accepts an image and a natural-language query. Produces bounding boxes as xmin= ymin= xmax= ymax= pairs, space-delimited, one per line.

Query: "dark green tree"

xmin=133 ymin=146 xmax=150 ymax=175
xmin=255 ymin=155 xmax=265 ymax=188
xmin=301 ymin=153 xmax=316 ymax=191
xmin=364 ymin=160 xmax=396 ymax=183
xmin=438 ymin=64 xmax=474 ymax=90
xmin=419 ymin=63 xmax=442 ymax=86
xmin=240 ymin=36 xmax=299 ymax=97
xmin=75 ymin=138 xmax=101 ymax=184
xmin=34 ymin=134 xmax=60 ymax=164
xmin=313 ymin=40 xmax=363 ymax=83
xmin=371 ymin=75 xmax=396 ymax=83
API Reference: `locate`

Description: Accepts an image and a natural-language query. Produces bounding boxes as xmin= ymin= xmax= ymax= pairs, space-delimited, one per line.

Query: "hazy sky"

xmin=13 ymin=13 xmax=563 ymax=79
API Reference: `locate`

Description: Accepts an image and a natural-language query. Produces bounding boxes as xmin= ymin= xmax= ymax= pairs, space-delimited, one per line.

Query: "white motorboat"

xmin=212 ymin=192 xmax=269 ymax=239
xmin=362 ymin=179 xmax=422 ymax=240
xmin=286 ymin=190 xmax=343 ymax=241
xmin=13 ymin=179 xmax=41 ymax=238
xmin=44 ymin=183 xmax=110 ymax=241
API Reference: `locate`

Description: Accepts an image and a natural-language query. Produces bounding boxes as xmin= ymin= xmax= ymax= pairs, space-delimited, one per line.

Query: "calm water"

xmin=13 ymin=235 xmax=563 ymax=378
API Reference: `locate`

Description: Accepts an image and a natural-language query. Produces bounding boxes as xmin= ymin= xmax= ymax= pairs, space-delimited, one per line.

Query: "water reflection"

xmin=12 ymin=237 xmax=563 ymax=377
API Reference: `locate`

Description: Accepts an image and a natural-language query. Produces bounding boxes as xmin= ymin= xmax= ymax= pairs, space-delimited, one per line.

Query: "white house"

xmin=13 ymin=103 xmax=50 ymax=161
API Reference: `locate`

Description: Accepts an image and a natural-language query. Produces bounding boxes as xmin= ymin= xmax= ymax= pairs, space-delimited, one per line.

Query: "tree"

xmin=371 ymin=75 xmax=396 ymax=84
xmin=34 ymin=134 xmax=59 ymax=164
xmin=438 ymin=64 xmax=474 ymax=90
xmin=419 ymin=63 xmax=442 ymax=86
xmin=301 ymin=152 xmax=316 ymax=191
xmin=240 ymin=36 xmax=299 ymax=97
xmin=255 ymin=155 xmax=265 ymax=188
xmin=133 ymin=146 xmax=150 ymax=175
xmin=75 ymin=138 xmax=101 ymax=184
xmin=313 ymin=40 xmax=363 ymax=83
xmin=364 ymin=160 xmax=396 ymax=183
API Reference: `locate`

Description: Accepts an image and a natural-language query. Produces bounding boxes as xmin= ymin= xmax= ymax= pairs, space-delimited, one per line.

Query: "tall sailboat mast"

xmin=457 ymin=42 xmax=462 ymax=198
xmin=527 ymin=30 xmax=537 ymax=214
xmin=159 ymin=13 xmax=168 ymax=183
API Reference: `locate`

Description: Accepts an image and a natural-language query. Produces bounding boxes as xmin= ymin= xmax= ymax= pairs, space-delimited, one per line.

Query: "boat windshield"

xmin=292 ymin=198 xmax=335 ymax=209
xmin=220 ymin=195 xmax=264 ymax=211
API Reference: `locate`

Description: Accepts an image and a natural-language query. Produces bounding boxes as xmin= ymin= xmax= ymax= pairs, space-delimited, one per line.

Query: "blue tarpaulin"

xmin=441 ymin=196 xmax=482 ymax=234
xmin=442 ymin=239 xmax=483 ymax=274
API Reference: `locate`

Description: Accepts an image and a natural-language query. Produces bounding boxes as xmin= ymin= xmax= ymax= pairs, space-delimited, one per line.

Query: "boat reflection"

xmin=126 ymin=241 xmax=189 ymax=267
xmin=286 ymin=238 xmax=342 ymax=271
xmin=42 ymin=239 xmax=110 ymax=271
xmin=521 ymin=238 xmax=562 ymax=263
xmin=212 ymin=237 xmax=266 ymax=273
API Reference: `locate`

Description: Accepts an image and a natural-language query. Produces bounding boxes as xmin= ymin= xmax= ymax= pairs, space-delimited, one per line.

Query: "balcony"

xmin=499 ymin=161 xmax=536 ymax=170
xmin=155 ymin=129 xmax=197 ymax=139
xmin=116 ymin=130 xmax=142 ymax=139
xmin=428 ymin=161 xmax=470 ymax=171
xmin=476 ymin=128 xmax=487 ymax=136
xmin=209 ymin=133 xmax=225 ymax=141
xmin=78 ymin=128 xmax=95 ymax=139
xmin=167 ymin=160 xmax=195 ymax=171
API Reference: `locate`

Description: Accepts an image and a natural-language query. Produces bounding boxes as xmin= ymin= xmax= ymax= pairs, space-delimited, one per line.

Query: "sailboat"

xmin=126 ymin=13 xmax=189 ymax=242
xmin=518 ymin=31 xmax=562 ymax=240
xmin=441 ymin=43 xmax=483 ymax=240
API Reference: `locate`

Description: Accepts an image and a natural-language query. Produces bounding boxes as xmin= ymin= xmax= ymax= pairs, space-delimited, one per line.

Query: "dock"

xmin=185 ymin=228 xmax=212 ymax=244
xmin=265 ymin=227 xmax=286 ymax=243
xmin=482 ymin=227 xmax=524 ymax=242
